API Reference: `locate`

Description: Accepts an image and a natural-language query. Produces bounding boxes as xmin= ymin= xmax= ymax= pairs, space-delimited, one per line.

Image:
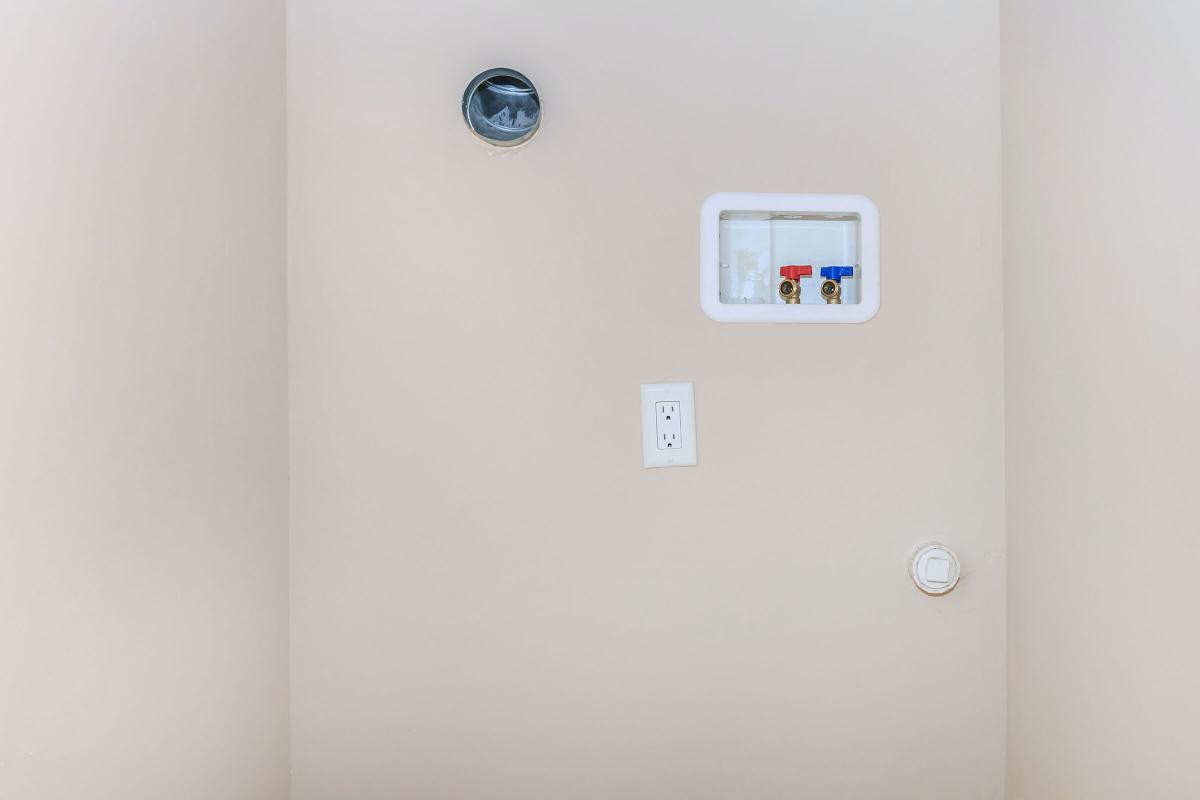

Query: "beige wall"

xmin=6 ymin=2 xmax=1198 ymax=795
xmin=0 ymin=3 xmax=289 ymax=799
xmin=288 ymin=1 xmax=1006 ymax=797
xmin=1003 ymin=2 xmax=1200 ymax=797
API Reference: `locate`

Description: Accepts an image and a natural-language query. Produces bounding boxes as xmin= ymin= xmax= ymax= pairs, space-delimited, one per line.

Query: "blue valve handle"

xmin=820 ymin=266 xmax=855 ymax=282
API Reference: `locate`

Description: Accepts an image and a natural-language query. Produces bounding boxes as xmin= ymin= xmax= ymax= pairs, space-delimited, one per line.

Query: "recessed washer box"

xmin=700 ymin=192 xmax=880 ymax=323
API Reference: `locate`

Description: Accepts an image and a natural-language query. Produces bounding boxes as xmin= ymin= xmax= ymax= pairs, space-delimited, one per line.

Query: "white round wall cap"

xmin=910 ymin=543 xmax=961 ymax=596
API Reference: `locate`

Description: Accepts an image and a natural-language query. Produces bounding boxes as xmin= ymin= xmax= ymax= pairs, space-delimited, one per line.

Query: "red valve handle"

xmin=779 ymin=265 xmax=813 ymax=280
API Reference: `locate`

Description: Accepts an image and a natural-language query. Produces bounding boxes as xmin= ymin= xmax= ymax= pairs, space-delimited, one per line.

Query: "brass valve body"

xmin=820 ymin=278 xmax=842 ymax=304
xmin=779 ymin=279 xmax=802 ymax=304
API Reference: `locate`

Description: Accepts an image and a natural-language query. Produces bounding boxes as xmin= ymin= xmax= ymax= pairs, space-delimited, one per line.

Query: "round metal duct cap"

xmin=462 ymin=68 xmax=541 ymax=147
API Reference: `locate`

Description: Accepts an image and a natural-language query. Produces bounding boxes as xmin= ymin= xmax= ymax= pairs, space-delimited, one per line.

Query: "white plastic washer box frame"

xmin=700 ymin=192 xmax=881 ymax=324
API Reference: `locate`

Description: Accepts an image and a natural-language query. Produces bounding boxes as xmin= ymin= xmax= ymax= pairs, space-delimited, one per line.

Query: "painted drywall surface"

xmin=0 ymin=3 xmax=289 ymax=799
xmin=1003 ymin=2 xmax=1200 ymax=797
xmin=289 ymin=1 xmax=1006 ymax=797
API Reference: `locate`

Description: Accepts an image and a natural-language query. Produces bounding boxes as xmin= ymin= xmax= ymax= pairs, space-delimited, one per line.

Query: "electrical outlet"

xmin=641 ymin=383 xmax=697 ymax=468
xmin=656 ymin=402 xmax=682 ymax=449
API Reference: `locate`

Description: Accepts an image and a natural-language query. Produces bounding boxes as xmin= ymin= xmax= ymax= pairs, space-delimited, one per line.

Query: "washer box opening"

xmin=700 ymin=193 xmax=880 ymax=323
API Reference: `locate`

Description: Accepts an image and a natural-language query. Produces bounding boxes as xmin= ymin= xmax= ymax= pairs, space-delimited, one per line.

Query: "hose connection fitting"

xmin=778 ymin=265 xmax=813 ymax=304
xmin=819 ymin=266 xmax=855 ymax=305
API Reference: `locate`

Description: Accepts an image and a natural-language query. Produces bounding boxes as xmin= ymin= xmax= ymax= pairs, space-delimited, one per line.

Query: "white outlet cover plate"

xmin=641 ymin=382 xmax=697 ymax=468
xmin=700 ymin=192 xmax=881 ymax=324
